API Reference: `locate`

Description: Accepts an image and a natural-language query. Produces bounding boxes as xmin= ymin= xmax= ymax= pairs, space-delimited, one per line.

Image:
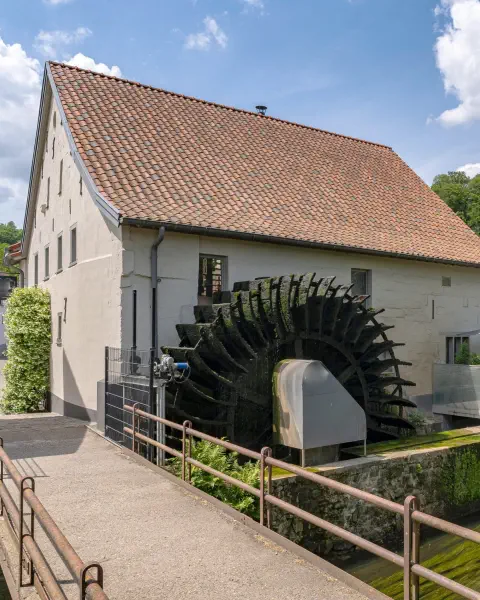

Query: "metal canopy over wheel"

xmin=163 ymin=273 xmax=416 ymax=450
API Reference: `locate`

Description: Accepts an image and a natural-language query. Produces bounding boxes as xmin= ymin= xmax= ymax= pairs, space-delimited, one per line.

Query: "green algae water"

xmin=347 ymin=515 xmax=480 ymax=599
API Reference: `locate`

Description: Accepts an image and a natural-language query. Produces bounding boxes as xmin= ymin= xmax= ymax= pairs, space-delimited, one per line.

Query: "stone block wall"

xmin=271 ymin=439 xmax=480 ymax=561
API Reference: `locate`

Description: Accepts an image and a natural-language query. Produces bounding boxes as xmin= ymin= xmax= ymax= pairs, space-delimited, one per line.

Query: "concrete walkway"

xmin=0 ymin=414 xmax=384 ymax=600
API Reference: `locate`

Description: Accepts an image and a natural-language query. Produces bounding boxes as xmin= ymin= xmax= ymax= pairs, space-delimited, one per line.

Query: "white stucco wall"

xmin=24 ymin=97 xmax=123 ymax=418
xmin=121 ymin=228 xmax=480 ymax=403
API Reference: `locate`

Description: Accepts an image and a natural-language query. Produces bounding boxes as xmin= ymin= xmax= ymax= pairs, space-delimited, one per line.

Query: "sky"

xmin=1 ymin=0 xmax=480 ymax=226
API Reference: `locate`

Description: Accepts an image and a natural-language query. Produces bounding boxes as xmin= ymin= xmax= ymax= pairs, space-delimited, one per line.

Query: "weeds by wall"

xmin=168 ymin=439 xmax=260 ymax=519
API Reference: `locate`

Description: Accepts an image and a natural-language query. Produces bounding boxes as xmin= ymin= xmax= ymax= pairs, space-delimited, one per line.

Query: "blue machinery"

xmin=153 ymin=354 xmax=189 ymax=464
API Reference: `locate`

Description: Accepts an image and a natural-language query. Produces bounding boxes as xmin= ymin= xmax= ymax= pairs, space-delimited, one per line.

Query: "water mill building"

xmin=7 ymin=61 xmax=480 ymax=430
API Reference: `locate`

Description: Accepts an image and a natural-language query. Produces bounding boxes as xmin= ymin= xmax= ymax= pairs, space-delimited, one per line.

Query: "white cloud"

xmin=434 ymin=0 xmax=480 ymax=125
xmin=0 ymin=36 xmax=41 ymax=225
xmin=34 ymin=27 xmax=92 ymax=59
xmin=65 ymin=53 xmax=122 ymax=77
xmin=241 ymin=0 xmax=265 ymax=11
xmin=457 ymin=162 xmax=480 ymax=177
xmin=185 ymin=17 xmax=228 ymax=50
xmin=43 ymin=0 xmax=74 ymax=4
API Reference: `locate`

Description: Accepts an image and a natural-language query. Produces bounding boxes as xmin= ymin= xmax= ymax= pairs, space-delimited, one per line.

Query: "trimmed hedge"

xmin=2 ymin=287 xmax=51 ymax=413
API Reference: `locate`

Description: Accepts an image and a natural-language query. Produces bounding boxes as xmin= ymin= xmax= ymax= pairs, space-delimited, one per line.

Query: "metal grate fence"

xmin=104 ymin=347 xmax=156 ymax=454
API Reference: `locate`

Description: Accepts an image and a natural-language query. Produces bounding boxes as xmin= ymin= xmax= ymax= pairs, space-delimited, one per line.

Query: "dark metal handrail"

xmin=0 ymin=438 xmax=109 ymax=600
xmin=124 ymin=404 xmax=480 ymax=600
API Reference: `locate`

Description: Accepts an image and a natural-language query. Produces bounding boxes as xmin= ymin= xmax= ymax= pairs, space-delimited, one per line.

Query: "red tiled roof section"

xmin=50 ymin=62 xmax=480 ymax=265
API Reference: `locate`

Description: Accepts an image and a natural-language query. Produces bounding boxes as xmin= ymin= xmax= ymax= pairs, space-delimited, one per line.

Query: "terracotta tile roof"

xmin=49 ymin=61 xmax=480 ymax=265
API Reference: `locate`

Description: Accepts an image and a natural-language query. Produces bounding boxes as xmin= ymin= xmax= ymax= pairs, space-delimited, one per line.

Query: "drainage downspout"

xmin=151 ymin=226 xmax=166 ymax=354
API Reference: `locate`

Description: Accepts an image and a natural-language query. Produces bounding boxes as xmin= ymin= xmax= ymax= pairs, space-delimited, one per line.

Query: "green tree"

xmin=0 ymin=221 xmax=22 ymax=244
xmin=431 ymin=171 xmax=480 ymax=234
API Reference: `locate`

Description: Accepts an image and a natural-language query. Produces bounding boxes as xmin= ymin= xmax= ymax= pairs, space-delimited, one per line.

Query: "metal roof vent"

xmin=255 ymin=105 xmax=267 ymax=115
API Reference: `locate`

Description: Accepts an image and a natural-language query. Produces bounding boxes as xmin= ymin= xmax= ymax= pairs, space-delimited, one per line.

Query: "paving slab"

xmin=0 ymin=413 xmax=383 ymax=600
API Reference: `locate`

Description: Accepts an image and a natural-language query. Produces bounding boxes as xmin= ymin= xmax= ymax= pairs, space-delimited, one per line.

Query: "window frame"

xmin=446 ymin=336 xmax=470 ymax=364
xmin=59 ymin=159 xmax=63 ymax=195
xmin=197 ymin=254 xmax=228 ymax=304
xmin=57 ymin=233 xmax=63 ymax=273
xmin=34 ymin=253 xmax=39 ymax=286
xmin=351 ymin=268 xmax=372 ymax=307
xmin=69 ymin=225 xmax=77 ymax=266
xmin=44 ymin=245 xmax=50 ymax=280
xmin=56 ymin=312 xmax=62 ymax=346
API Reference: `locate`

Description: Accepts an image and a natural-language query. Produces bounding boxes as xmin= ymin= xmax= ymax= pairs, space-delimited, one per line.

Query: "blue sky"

xmin=1 ymin=0 xmax=480 ymax=225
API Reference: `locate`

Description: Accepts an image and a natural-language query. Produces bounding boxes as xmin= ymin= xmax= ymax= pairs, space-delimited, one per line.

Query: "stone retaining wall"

xmin=272 ymin=438 xmax=480 ymax=561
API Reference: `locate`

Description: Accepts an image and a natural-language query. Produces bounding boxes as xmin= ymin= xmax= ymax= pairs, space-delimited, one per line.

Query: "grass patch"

xmin=348 ymin=428 xmax=480 ymax=457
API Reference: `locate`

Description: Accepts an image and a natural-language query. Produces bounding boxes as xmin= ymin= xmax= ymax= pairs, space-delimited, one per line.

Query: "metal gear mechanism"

xmin=162 ymin=273 xmax=416 ymax=450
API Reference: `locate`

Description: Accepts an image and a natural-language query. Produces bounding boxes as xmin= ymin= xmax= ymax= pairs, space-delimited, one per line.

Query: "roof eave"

xmin=121 ymin=217 xmax=480 ymax=269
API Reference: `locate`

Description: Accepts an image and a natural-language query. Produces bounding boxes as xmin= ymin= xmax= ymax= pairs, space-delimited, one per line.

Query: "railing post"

xmin=80 ymin=562 xmax=104 ymax=600
xmin=404 ymin=495 xmax=420 ymax=600
xmin=132 ymin=402 xmax=139 ymax=453
xmin=260 ymin=447 xmax=273 ymax=528
xmin=266 ymin=448 xmax=272 ymax=529
xmin=182 ymin=421 xmax=192 ymax=482
xmin=19 ymin=476 xmax=35 ymax=588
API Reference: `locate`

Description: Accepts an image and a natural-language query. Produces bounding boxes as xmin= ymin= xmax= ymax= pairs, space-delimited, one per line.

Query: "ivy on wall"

xmin=2 ymin=287 xmax=51 ymax=413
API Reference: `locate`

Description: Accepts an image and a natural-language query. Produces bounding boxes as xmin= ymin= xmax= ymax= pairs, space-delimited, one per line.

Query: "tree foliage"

xmin=432 ymin=171 xmax=480 ymax=234
xmin=0 ymin=221 xmax=22 ymax=245
xmin=168 ymin=439 xmax=260 ymax=519
xmin=454 ymin=342 xmax=480 ymax=366
xmin=2 ymin=287 xmax=51 ymax=413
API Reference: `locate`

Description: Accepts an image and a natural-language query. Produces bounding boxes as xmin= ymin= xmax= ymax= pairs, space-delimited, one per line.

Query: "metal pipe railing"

xmin=0 ymin=439 xmax=108 ymax=600
xmin=124 ymin=404 xmax=480 ymax=600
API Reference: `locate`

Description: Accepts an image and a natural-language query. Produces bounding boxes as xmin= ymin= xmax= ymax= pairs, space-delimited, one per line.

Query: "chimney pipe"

xmin=256 ymin=105 xmax=267 ymax=116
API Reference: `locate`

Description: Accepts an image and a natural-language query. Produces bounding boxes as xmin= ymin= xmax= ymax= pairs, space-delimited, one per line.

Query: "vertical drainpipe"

xmin=151 ymin=226 xmax=166 ymax=354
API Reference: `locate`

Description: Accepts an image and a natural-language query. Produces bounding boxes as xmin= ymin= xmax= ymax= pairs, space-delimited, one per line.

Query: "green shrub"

xmin=455 ymin=342 xmax=480 ymax=365
xmin=2 ymin=287 xmax=51 ymax=413
xmin=168 ymin=439 xmax=260 ymax=519
xmin=407 ymin=409 xmax=427 ymax=429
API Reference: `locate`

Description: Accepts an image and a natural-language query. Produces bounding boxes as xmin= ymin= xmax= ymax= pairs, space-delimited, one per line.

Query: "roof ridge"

xmin=48 ymin=61 xmax=392 ymax=150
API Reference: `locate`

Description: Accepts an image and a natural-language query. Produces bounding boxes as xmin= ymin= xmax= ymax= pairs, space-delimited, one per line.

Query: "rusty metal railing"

xmin=124 ymin=403 xmax=480 ymax=600
xmin=0 ymin=438 xmax=109 ymax=600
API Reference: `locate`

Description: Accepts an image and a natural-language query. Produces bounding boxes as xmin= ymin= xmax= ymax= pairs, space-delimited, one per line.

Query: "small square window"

xmin=442 ymin=276 xmax=452 ymax=287
xmin=446 ymin=336 xmax=470 ymax=363
xmin=351 ymin=268 xmax=372 ymax=307
xmin=198 ymin=255 xmax=227 ymax=305
xmin=70 ymin=226 xmax=77 ymax=265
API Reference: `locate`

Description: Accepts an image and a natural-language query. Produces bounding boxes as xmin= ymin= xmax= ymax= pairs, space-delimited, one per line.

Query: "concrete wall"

xmin=121 ymin=228 xmax=480 ymax=405
xmin=24 ymin=96 xmax=123 ymax=420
